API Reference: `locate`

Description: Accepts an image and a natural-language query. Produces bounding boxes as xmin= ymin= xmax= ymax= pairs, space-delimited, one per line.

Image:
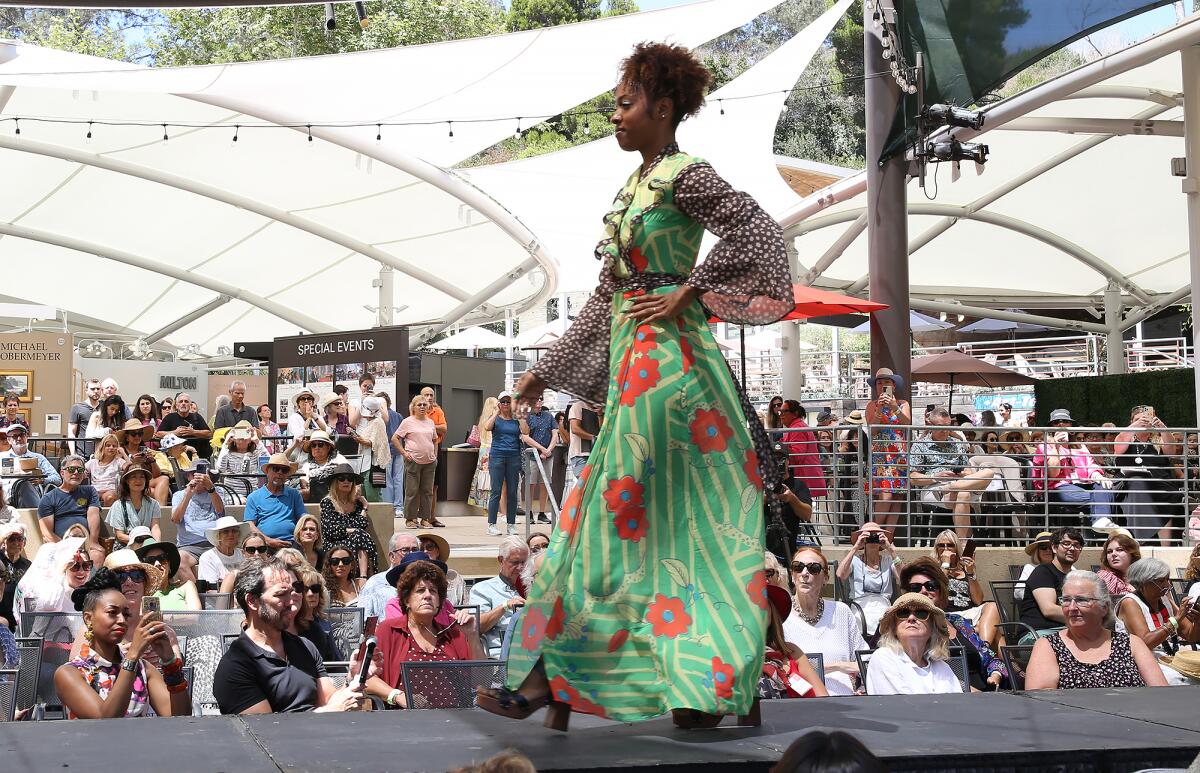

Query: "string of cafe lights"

xmin=0 ymin=69 xmax=902 ymax=143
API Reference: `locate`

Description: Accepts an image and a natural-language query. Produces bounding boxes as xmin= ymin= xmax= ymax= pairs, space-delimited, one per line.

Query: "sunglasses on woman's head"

xmin=895 ymin=607 xmax=931 ymax=621
xmin=790 ymin=561 xmax=824 ymax=575
xmin=327 ymin=556 xmax=354 ymax=566
xmin=906 ymin=581 xmax=938 ymax=593
xmin=244 ymin=545 xmax=269 ymax=555
xmin=116 ymin=569 xmax=146 ymax=584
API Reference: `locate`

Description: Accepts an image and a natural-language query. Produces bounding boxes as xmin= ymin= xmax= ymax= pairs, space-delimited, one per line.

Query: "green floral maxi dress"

xmin=506 ymin=144 xmax=793 ymax=721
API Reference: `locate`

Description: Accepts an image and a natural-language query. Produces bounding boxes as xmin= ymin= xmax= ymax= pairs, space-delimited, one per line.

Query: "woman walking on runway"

xmin=477 ymin=42 xmax=793 ymax=729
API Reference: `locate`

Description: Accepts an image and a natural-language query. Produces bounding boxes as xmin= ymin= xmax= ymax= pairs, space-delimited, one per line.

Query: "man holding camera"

xmin=909 ymin=408 xmax=995 ymax=539
xmin=764 ymin=443 xmax=814 ymax=560
xmin=171 ymin=461 xmax=224 ymax=582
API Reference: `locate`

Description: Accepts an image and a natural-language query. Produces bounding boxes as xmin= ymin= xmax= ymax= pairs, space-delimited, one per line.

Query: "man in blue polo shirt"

xmin=245 ymin=453 xmax=306 ymax=549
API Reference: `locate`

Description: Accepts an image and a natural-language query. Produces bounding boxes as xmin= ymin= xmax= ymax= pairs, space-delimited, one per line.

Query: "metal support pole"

xmin=1184 ymin=45 xmax=1200 ymax=415
xmin=781 ymin=239 xmax=805 ymax=399
xmin=375 ymin=266 xmax=394 ymax=327
xmin=865 ymin=0 xmax=911 ymax=397
xmin=1104 ymin=282 xmax=1127 ymax=374
xmin=832 ymin=325 xmax=842 ymax=398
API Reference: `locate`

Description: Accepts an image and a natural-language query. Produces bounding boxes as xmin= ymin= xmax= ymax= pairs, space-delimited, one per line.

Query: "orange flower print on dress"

xmin=645 ymin=594 xmax=692 ymax=638
xmin=689 ymin=408 xmax=733 ymax=454
xmin=519 ymin=605 xmax=549 ymax=651
xmin=712 ymin=657 xmax=735 ymax=700
xmin=629 ymin=246 xmax=648 ymax=272
xmin=633 ymin=325 xmax=658 ymax=355
xmin=743 ymin=449 xmax=762 ymax=488
xmin=680 ymin=334 xmax=695 ymax=374
xmin=549 ymin=674 xmax=608 ymax=718
xmin=619 ymin=356 xmax=660 ymax=407
xmin=745 ymin=570 xmax=769 ymax=610
xmin=613 ymin=505 xmax=648 ymax=542
xmin=558 ymin=485 xmax=583 ymax=538
xmin=546 ymin=596 xmax=566 ymax=640
xmin=604 ymin=476 xmax=649 ymax=542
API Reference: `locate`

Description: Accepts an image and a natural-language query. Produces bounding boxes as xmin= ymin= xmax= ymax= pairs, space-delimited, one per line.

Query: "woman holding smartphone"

xmin=864 ymin=368 xmax=910 ymax=534
xmin=932 ymin=530 xmax=1001 ymax=649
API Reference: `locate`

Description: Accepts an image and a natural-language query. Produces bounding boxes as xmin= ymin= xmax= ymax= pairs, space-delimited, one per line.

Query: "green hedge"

xmin=1034 ymin=368 xmax=1196 ymax=427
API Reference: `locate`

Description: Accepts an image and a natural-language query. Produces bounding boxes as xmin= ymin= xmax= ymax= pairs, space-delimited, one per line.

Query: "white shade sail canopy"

xmin=0 ymin=0 xmax=779 ymax=352
xmin=780 ymin=13 xmax=1200 ymax=332
xmin=465 ymin=0 xmax=854 ymax=294
xmin=426 ymin=325 xmax=510 ymax=350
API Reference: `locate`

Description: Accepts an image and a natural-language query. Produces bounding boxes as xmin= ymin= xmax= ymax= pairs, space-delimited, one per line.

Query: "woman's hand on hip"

xmin=626 ymin=286 xmax=698 ymax=324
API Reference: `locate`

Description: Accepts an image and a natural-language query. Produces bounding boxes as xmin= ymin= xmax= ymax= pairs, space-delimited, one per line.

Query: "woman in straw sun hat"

xmin=866 ymin=593 xmax=960 ymax=695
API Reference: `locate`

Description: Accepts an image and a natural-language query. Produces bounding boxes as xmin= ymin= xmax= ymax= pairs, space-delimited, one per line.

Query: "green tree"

xmin=0 ymin=8 xmax=151 ymax=62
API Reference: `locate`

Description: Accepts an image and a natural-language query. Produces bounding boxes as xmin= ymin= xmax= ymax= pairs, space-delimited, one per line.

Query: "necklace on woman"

xmin=794 ymin=597 xmax=824 ymax=625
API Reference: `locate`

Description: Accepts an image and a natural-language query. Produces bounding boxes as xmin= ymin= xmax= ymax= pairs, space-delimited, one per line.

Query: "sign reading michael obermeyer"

xmin=269 ymin=326 xmax=409 ymax=427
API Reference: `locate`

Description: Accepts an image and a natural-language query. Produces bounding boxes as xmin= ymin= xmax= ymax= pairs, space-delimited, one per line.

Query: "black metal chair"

xmin=326 ymin=606 xmax=365 ymax=661
xmin=806 ymin=652 xmax=825 ymax=684
xmin=180 ymin=665 xmax=194 ymax=716
xmin=455 ymin=604 xmax=482 ymax=632
xmin=854 ymin=649 xmax=874 ymax=686
xmin=994 ymin=621 xmax=1038 ymax=651
xmin=989 ymin=580 xmax=1025 ymax=626
xmin=14 ymin=636 xmax=42 ymax=716
xmin=945 ymin=646 xmax=971 ymax=694
xmin=220 ymin=633 xmax=242 ymax=654
xmin=1007 ymin=564 xmax=1025 ymax=581
xmin=400 ymin=659 xmax=507 ymax=710
xmin=0 ymin=668 xmax=17 ymax=722
xmin=1000 ymin=644 xmax=1035 ymax=691
xmin=200 ymin=592 xmax=234 ymax=610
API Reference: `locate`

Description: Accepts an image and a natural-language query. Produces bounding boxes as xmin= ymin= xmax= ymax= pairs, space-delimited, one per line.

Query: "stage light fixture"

xmin=922 ymin=103 xmax=984 ymax=131
xmin=354 ymin=1 xmax=368 ymax=29
xmin=926 ymin=138 xmax=988 ymax=165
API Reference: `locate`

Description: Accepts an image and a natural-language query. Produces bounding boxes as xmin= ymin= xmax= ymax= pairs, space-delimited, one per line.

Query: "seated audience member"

xmin=296 ymin=431 xmax=348 ymax=503
xmin=72 ymin=550 xmax=181 ymax=668
xmin=85 ymin=434 xmax=125 ymax=507
xmin=771 ymin=730 xmax=886 ymax=773
xmin=214 ymin=421 xmax=262 ymax=499
xmin=115 ymin=420 xmax=171 ymax=504
xmin=214 ymin=555 xmax=366 ymax=714
xmin=1 ymin=523 xmax=31 ymax=630
xmin=383 ymin=551 xmax=457 ymax=626
xmin=359 ymin=533 xmax=421 ymax=619
xmin=320 ymin=465 xmax=378 ymax=577
xmin=137 ymin=540 xmax=201 ymax=611
xmin=171 ymin=462 xmax=225 ymax=581
xmin=245 ymin=454 xmax=306 ymax=550
xmin=1025 ymin=570 xmax=1166 ymax=689
xmin=106 ymin=465 xmax=162 ymax=547
xmin=782 ymin=544 xmax=868 ymax=696
xmin=0 ymin=423 xmax=61 ymax=508
xmin=931 ymin=531 xmax=1000 ymax=648
xmin=866 ymin=593 xmax=961 ymax=695
xmin=155 ymin=393 xmax=214 ymax=460
xmin=367 ymin=558 xmax=486 ymax=708
xmin=835 ymin=522 xmax=898 ymax=642
xmin=285 ymin=388 xmax=329 ymax=446
xmin=908 ymin=407 xmax=996 ymax=538
xmin=37 ymin=455 xmax=104 ymax=565
xmin=294 ymin=513 xmax=324 ymax=571
xmin=760 ymin=583 xmax=828 ymax=699
xmin=324 ymin=544 xmax=365 ymax=608
xmin=1014 ymin=531 xmax=1053 ymax=601
xmin=526 ymin=531 xmax=550 ymax=555
xmin=419 ymin=532 xmax=465 ymax=607
xmin=1114 ymin=406 xmax=1180 ymax=545
xmin=86 ymin=395 xmax=127 ymax=439
xmin=0 ymin=484 xmax=15 ymax=525
xmin=1187 ymin=544 xmax=1200 ymax=599
xmin=0 ymin=568 xmax=15 ymax=664
xmin=320 ymin=392 xmax=350 ymax=438
xmin=900 ymin=558 xmax=1008 ymax=691
xmin=764 ymin=550 xmax=790 ymax=591
xmin=1018 ymin=526 xmax=1083 ymax=640
xmin=1034 ymin=409 xmax=1118 ymax=533
xmin=470 ymin=536 xmax=529 ymax=658
xmin=14 ymin=536 xmax=92 ymax=630
xmin=1117 ymin=557 xmax=1199 ymax=685
xmin=218 ymin=532 xmax=272 ymax=594
xmin=1098 ymin=531 xmax=1140 ymax=597
xmin=290 ymin=566 xmax=338 ymax=662
xmin=0 ymin=393 xmax=22 ymax=430
xmin=130 ymin=394 xmax=162 ymax=442
xmin=159 ymin=434 xmax=199 ymax=484
xmin=126 ymin=526 xmax=155 ymax=549
xmin=56 ymin=568 xmax=190 ymax=719
xmin=198 ymin=515 xmax=247 ymax=588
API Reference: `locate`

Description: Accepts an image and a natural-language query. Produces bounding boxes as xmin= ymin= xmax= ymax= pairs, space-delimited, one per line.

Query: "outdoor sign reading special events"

xmin=269 ymin=326 xmax=408 ymax=427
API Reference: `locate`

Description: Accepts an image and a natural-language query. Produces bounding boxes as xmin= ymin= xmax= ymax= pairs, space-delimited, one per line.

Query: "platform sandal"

xmin=475 ymin=687 xmax=571 ymax=731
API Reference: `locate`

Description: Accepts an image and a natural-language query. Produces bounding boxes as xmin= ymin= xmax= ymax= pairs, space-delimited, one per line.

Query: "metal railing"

xmin=770 ymin=423 xmax=1198 ymax=548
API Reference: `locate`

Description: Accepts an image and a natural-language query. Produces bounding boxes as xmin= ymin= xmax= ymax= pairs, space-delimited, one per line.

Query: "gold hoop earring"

xmin=84 ymin=624 xmax=95 ymax=643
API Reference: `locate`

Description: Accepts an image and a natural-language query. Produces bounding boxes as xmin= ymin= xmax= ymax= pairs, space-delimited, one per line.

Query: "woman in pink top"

xmin=779 ymin=400 xmax=827 ymax=498
xmin=1033 ymin=409 xmax=1117 ymax=532
xmin=394 ymin=395 xmax=439 ymax=530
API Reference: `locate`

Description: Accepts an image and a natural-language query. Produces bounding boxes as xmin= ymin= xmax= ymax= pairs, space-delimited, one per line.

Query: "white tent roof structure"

xmin=465 ymin=0 xmax=854 ymax=294
xmin=425 ymin=325 xmax=510 ymax=351
xmin=0 ymin=0 xmax=779 ymax=353
xmin=780 ymin=13 xmax=1200 ymax=335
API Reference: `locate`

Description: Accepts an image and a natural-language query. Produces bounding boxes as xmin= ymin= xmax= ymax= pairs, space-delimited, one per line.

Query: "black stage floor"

xmin=3 ymin=687 xmax=1198 ymax=773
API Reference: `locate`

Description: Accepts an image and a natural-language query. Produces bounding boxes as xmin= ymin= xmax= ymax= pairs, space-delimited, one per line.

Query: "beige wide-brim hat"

xmin=318 ymin=392 xmax=342 ymax=412
xmin=104 ymin=549 xmax=166 ymax=594
xmin=1024 ymin=531 xmax=1053 ymax=556
xmin=878 ymin=592 xmax=948 ymax=638
xmin=290 ymin=388 xmax=317 ymax=410
xmin=416 ymin=532 xmax=450 ymax=561
xmin=259 ymin=452 xmax=299 ymax=475
xmin=114 ymin=418 xmax=154 ymax=442
xmin=845 ymin=410 xmax=865 ymax=425
xmin=1159 ymin=651 xmax=1200 ymax=681
xmin=205 ymin=515 xmax=250 ymax=546
xmin=850 ymin=521 xmax=887 ymax=544
xmin=228 ymin=420 xmax=256 ymax=440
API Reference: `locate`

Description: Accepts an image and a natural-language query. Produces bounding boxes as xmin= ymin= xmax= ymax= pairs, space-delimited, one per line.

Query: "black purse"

xmin=369 ymin=465 xmax=387 ymax=488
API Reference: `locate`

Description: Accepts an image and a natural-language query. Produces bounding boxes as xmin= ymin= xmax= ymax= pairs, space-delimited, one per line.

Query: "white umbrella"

xmin=849 ymin=311 xmax=953 ymax=334
xmin=426 ymin=326 xmax=510 ymax=350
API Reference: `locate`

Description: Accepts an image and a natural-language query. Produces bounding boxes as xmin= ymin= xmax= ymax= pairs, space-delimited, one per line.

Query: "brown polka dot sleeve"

xmin=674 ymin=162 xmax=794 ymax=326
xmin=529 ymin=265 xmax=616 ymax=406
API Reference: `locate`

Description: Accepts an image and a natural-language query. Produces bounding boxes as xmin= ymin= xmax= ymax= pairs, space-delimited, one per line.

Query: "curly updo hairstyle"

xmin=396 ymin=561 xmax=448 ymax=615
xmin=71 ymin=567 xmax=123 ymax=612
xmin=618 ymin=42 xmax=711 ymax=126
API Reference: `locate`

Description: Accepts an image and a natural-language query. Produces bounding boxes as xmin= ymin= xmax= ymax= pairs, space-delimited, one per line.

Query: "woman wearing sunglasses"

xmin=216 ymin=533 xmax=272 ymax=595
xmin=899 ymin=558 xmax=1008 ymax=691
xmin=866 ymin=593 xmax=961 ymax=695
xmin=198 ymin=516 xmax=249 ymax=589
xmin=323 ymin=544 xmax=366 ymax=608
xmin=1026 ymin=570 xmax=1165 ymax=689
xmin=287 ymin=567 xmax=338 ymax=662
xmin=1116 ymin=557 xmax=1199 ymax=685
xmin=136 ymin=540 xmax=201 ymax=611
xmin=781 ymin=545 xmax=867 ymax=696
xmin=318 ymin=465 xmax=378 ymax=578
xmin=14 ymin=536 xmax=93 ymax=632
xmin=931 ymin=531 xmax=1001 ymax=650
